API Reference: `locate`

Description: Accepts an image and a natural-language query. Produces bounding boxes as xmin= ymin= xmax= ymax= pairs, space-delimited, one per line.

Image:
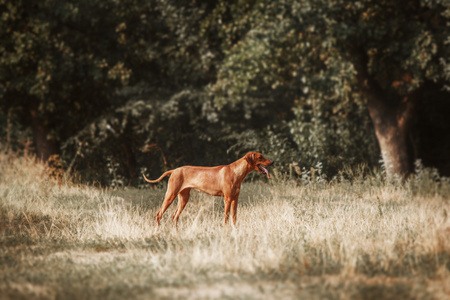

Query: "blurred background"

xmin=1 ymin=0 xmax=449 ymax=186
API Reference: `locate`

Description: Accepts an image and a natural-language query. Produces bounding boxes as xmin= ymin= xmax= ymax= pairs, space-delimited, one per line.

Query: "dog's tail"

xmin=142 ymin=170 xmax=173 ymax=183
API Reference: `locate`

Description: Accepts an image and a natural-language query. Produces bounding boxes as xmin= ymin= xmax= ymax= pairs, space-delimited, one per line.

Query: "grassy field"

xmin=1 ymin=152 xmax=449 ymax=299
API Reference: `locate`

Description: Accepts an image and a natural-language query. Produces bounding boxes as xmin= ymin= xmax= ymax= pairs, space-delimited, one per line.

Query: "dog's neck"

xmin=230 ymin=157 xmax=253 ymax=183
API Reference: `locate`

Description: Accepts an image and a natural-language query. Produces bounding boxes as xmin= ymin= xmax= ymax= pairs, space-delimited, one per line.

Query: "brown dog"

xmin=143 ymin=152 xmax=274 ymax=229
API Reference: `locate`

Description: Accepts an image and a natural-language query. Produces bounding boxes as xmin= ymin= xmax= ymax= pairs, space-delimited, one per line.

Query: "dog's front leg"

xmin=223 ymin=197 xmax=231 ymax=225
xmin=230 ymin=199 xmax=238 ymax=225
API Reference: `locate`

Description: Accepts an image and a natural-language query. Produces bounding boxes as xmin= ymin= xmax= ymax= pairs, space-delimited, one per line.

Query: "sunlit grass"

xmin=1 ymin=151 xmax=449 ymax=299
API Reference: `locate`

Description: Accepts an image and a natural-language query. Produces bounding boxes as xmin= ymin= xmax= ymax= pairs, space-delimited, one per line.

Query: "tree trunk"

xmin=29 ymin=105 xmax=58 ymax=162
xmin=354 ymin=51 xmax=417 ymax=179
xmin=365 ymin=92 xmax=417 ymax=179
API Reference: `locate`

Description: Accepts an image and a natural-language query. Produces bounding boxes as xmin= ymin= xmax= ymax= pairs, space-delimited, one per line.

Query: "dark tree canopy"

xmin=1 ymin=0 xmax=449 ymax=184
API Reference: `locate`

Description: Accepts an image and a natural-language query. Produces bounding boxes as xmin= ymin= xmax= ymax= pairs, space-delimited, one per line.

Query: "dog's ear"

xmin=245 ymin=152 xmax=256 ymax=166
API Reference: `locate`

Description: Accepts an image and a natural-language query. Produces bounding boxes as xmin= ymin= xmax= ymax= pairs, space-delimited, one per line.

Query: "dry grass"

xmin=0 ymin=151 xmax=449 ymax=299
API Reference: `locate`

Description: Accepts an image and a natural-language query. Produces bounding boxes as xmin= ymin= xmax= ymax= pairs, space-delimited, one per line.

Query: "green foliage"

xmin=208 ymin=0 xmax=449 ymax=176
xmin=0 ymin=0 xmax=129 ymax=143
xmin=1 ymin=0 xmax=449 ymax=183
xmin=62 ymin=88 xmax=235 ymax=185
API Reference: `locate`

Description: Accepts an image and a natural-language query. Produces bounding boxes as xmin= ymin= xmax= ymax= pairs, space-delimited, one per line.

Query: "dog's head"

xmin=244 ymin=152 xmax=274 ymax=178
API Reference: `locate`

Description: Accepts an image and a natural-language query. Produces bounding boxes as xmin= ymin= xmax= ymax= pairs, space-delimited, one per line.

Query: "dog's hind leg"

xmin=172 ymin=188 xmax=191 ymax=230
xmin=156 ymin=190 xmax=178 ymax=228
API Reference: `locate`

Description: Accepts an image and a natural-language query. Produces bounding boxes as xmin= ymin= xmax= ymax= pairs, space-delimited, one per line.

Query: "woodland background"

xmin=1 ymin=0 xmax=449 ymax=186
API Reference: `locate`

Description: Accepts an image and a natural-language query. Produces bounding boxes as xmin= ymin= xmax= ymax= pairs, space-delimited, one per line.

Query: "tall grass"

xmin=1 ymin=150 xmax=449 ymax=299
